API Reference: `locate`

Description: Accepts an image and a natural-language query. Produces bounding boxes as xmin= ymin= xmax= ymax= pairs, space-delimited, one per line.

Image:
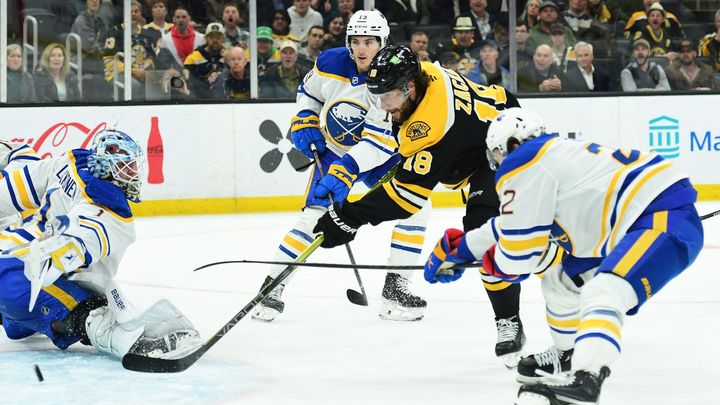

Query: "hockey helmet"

xmin=346 ymin=10 xmax=390 ymax=54
xmin=486 ymin=108 xmax=545 ymax=170
xmin=366 ymin=45 xmax=420 ymax=95
xmin=88 ymin=129 xmax=145 ymax=202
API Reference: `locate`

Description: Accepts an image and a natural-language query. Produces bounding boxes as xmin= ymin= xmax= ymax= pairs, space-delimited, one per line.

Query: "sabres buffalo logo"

xmin=406 ymin=121 xmax=430 ymax=141
xmin=325 ymin=100 xmax=367 ymax=147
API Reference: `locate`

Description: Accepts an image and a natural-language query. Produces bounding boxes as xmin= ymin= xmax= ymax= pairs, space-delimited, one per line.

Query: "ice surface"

xmin=2 ymin=203 xmax=718 ymax=405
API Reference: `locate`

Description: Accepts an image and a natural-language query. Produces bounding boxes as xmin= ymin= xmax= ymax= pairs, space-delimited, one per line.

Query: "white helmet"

xmin=346 ymin=10 xmax=390 ymax=54
xmin=486 ymin=108 xmax=545 ymax=170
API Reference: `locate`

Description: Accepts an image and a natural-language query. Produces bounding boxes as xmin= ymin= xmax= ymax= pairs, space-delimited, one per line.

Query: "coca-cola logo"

xmin=11 ymin=122 xmax=108 ymax=159
xmin=259 ymin=120 xmax=310 ymax=173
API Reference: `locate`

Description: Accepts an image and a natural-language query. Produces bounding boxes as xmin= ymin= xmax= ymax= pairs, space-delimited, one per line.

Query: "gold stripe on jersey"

xmin=482 ymin=279 xmax=513 ymax=291
xmin=364 ymin=131 xmax=399 ymax=151
xmin=393 ymin=178 xmax=432 ymax=199
xmin=42 ymin=284 xmax=79 ymax=310
xmin=382 ymin=181 xmax=422 ymax=215
xmin=397 ymin=62 xmax=450 ymax=157
xmin=499 ymin=235 xmax=549 ymax=252
xmin=316 ymin=66 xmax=350 ymax=83
xmin=653 ymin=211 xmax=668 ymax=233
xmin=611 ymin=229 xmax=660 ymax=277
xmin=0 ymin=232 xmax=28 ymax=246
xmin=496 ymin=137 xmax=558 ymax=191
xmin=11 ymin=170 xmax=34 ymax=209
xmin=392 ymin=230 xmax=425 ymax=245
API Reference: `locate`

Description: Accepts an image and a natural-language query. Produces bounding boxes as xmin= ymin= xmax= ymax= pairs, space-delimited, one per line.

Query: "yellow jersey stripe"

xmin=482 ymin=280 xmax=512 ymax=291
xmin=79 ymin=219 xmax=109 ymax=258
xmin=364 ymin=132 xmax=399 ymax=150
xmin=392 ymin=231 xmax=425 ymax=245
xmin=283 ymin=234 xmax=309 ymax=253
xmin=578 ymin=319 xmax=622 ymax=338
xmin=499 ymin=235 xmax=549 ymax=252
xmin=0 ymin=233 xmax=28 ymax=246
xmin=393 ymin=179 xmax=433 ymax=198
xmin=11 ymin=170 xmax=33 ymax=209
xmin=547 ymin=316 xmax=580 ymax=328
xmin=42 ymin=284 xmax=79 ymax=310
xmin=316 ymin=67 xmax=350 ymax=83
xmin=382 ymin=182 xmax=421 ymax=214
xmin=496 ymin=137 xmax=557 ymax=191
xmin=612 ymin=230 xmax=660 ymax=277
xmin=653 ymin=211 xmax=668 ymax=233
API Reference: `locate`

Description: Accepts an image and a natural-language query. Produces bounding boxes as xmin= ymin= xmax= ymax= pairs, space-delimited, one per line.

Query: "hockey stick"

xmin=700 ymin=208 xmax=720 ymax=221
xmin=122 ymin=236 xmax=325 ymax=373
xmin=311 ymin=145 xmax=368 ymax=307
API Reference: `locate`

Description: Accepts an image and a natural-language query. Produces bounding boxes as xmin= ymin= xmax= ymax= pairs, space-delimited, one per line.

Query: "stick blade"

xmin=122 ymin=352 xmax=199 ymax=373
xmin=346 ymin=289 xmax=368 ymax=306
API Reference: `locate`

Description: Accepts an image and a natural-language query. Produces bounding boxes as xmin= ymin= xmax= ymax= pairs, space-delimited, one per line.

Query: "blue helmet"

xmin=88 ymin=129 xmax=145 ymax=202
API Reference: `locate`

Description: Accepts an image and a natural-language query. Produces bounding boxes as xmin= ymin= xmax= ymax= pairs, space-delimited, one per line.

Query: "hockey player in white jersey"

xmin=424 ymin=108 xmax=703 ymax=404
xmin=0 ymin=130 xmax=201 ymax=361
xmin=252 ymin=10 xmax=431 ymax=322
xmin=0 ymin=140 xmax=42 ymax=228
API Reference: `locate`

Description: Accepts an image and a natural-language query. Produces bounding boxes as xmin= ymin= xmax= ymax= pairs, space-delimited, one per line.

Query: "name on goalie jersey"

xmin=56 ymin=165 xmax=77 ymax=198
xmin=406 ymin=121 xmax=430 ymax=141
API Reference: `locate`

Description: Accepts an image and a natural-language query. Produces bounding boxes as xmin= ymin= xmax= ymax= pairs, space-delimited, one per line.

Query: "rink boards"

xmin=0 ymin=94 xmax=718 ymax=216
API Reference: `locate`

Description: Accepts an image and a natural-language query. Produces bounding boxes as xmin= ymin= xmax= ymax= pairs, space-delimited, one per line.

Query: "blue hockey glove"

xmin=314 ymin=154 xmax=359 ymax=207
xmin=290 ymin=110 xmax=325 ymax=158
xmin=424 ymin=228 xmax=477 ymax=284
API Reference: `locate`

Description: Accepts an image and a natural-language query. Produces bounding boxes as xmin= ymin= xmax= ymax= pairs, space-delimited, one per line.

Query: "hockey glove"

xmin=480 ymin=245 xmax=529 ymax=283
xmin=424 ymin=228 xmax=477 ymax=284
xmin=290 ymin=110 xmax=325 ymax=159
xmin=313 ymin=203 xmax=361 ymax=248
xmin=313 ymin=154 xmax=359 ymax=207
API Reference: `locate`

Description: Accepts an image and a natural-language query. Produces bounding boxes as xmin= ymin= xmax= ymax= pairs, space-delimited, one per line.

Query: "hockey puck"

xmin=34 ymin=364 xmax=44 ymax=382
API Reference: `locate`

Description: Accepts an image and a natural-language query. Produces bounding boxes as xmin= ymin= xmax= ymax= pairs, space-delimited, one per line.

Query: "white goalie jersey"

xmin=296 ymin=47 xmax=397 ymax=172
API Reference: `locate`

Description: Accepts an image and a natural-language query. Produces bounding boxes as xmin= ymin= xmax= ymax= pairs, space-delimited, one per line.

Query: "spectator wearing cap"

xmin=565 ymin=41 xmax=612 ymax=91
xmin=263 ymin=40 xmax=310 ymax=98
xmin=184 ymin=22 xmax=227 ymax=99
xmin=631 ymin=2 xmax=681 ymax=60
xmin=288 ymin=0 xmax=323 ymax=43
xmin=256 ymin=26 xmax=282 ymax=76
xmin=377 ymin=0 xmax=431 ymax=26
xmin=410 ymin=31 xmax=433 ymax=62
xmin=518 ymin=43 xmax=567 ymax=92
xmin=549 ymin=22 xmax=577 ymax=72
xmin=272 ymin=9 xmax=301 ymax=49
xmin=621 ymin=38 xmax=670 ymax=91
xmin=223 ymin=2 xmax=251 ymax=48
xmin=699 ymin=9 xmax=720 ymax=70
xmin=467 ymin=40 xmax=512 ymax=90
xmin=213 ymin=45 xmax=251 ymax=100
xmin=434 ymin=15 xmax=481 ymax=75
xmin=159 ymin=6 xmax=204 ymax=67
xmin=624 ymin=0 xmax=683 ymax=40
xmin=563 ymin=0 xmax=608 ymax=41
xmin=665 ymin=39 xmax=716 ymax=91
xmin=528 ymin=1 xmax=577 ymax=52
xmin=500 ymin=20 xmax=533 ymax=71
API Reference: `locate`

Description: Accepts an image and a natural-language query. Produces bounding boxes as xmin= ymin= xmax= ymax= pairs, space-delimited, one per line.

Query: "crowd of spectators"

xmin=3 ymin=0 xmax=720 ymax=103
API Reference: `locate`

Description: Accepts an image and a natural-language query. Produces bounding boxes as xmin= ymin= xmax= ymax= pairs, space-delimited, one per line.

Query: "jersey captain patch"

xmin=324 ymin=100 xmax=368 ymax=147
xmin=406 ymin=121 xmax=430 ymax=141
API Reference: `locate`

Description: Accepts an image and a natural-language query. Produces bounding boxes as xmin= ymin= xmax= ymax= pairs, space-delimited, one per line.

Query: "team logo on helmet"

xmin=406 ymin=121 xmax=430 ymax=141
xmin=325 ymin=100 xmax=367 ymax=147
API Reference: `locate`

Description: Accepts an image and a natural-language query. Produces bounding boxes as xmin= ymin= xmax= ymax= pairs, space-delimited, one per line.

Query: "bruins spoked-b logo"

xmin=406 ymin=121 xmax=430 ymax=141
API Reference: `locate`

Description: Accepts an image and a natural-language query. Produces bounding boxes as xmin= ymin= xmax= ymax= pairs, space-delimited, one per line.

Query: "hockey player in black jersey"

xmin=313 ymin=45 xmax=527 ymax=367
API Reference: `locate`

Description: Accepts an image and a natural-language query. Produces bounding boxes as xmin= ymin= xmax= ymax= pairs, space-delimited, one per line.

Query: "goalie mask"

xmin=88 ymin=130 xmax=145 ymax=202
xmin=486 ymin=108 xmax=545 ymax=170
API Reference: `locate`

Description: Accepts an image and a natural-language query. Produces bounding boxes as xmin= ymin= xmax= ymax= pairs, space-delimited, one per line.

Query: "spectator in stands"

xmin=549 ymin=22 xmax=577 ymax=72
xmin=528 ymin=1 xmax=577 ymax=52
xmin=312 ymin=0 xmax=338 ymax=26
xmin=468 ymin=40 xmax=512 ymax=89
xmin=466 ymin=0 xmax=495 ymax=42
xmin=631 ymin=2 xmax=680 ymax=59
xmin=500 ymin=20 xmax=533 ymax=70
xmin=299 ymin=25 xmax=325 ymax=63
xmin=159 ymin=6 xmax=204 ymax=68
xmin=564 ymin=0 xmax=608 ymax=40
xmin=257 ymin=26 xmax=282 ymax=76
xmin=377 ymin=0 xmax=431 ymax=26
xmin=213 ymin=45 xmax=250 ymax=99
xmin=323 ymin=14 xmax=347 ymax=50
xmin=698 ymin=9 xmax=720 ymax=70
xmin=338 ymin=0 xmax=356 ymax=19
xmin=288 ymin=0 xmax=324 ymax=43
xmin=624 ymin=0 xmax=683 ymax=39
xmin=620 ymin=38 xmax=671 ymax=91
xmin=184 ymin=22 xmax=226 ymax=99
xmin=520 ymin=0 xmax=542 ymax=29
xmin=265 ymin=40 xmax=310 ymax=97
xmin=438 ymin=51 xmax=459 ymax=71
xmin=34 ymin=43 xmax=81 ymax=103
xmin=588 ymin=0 xmax=614 ymax=24
xmin=223 ymin=2 xmax=251 ymax=48
xmin=410 ymin=31 xmax=433 ymax=62
xmin=435 ymin=15 xmax=481 ymax=76
xmin=273 ymin=9 xmax=301 ymax=48
xmin=518 ymin=43 xmax=567 ymax=92
xmin=565 ymin=41 xmax=612 ymax=91
xmin=666 ymin=39 xmax=716 ymax=90
xmin=6 ymin=44 xmax=37 ymax=103
xmin=492 ymin=12 xmax=510 ymax=52
xmin=72 ymin=0 xmax=108 ymax=56
xmin=141 ymin=0 xmax=172 ymax=51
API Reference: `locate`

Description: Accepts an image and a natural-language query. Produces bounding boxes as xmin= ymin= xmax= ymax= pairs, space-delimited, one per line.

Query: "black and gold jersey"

xmin=343 ymin=62 xmax=519 ymax=226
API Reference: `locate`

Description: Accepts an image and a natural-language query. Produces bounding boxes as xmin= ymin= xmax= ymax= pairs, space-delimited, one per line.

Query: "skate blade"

xmin=500 ymin=350 xmax=525 ymax=369
xmin=378 ymin=299 xmax=424 ymax=321
xmin=515 ymin=391 xmax=553 ymax=405
xmin=251 ymin=307 xmax=280 ymax=323
xmin=516 ymin=374 xmax=547 ymax=385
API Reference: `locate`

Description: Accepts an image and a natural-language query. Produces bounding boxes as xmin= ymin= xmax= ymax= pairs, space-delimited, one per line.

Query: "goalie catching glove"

xmin=290 ymin=110 xmax=325 ymax=158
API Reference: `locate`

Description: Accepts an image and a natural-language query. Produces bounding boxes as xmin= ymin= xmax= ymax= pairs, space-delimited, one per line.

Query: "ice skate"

xmin=378 ymin=273 xmax=426 ymax=321
xmin=515 ymin=367 xmax=610 ymax=405
xmin=251 ymin=276 xmax=286 ymax=322
xmin=517 ymin=347 xmax=573 ymax=384
xmin=495 ymin=315 xmax=526 ymax=368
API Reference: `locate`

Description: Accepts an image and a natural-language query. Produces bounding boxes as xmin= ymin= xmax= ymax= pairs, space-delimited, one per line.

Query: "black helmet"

xmin=366 ymin=45 xmax=420 ymax=95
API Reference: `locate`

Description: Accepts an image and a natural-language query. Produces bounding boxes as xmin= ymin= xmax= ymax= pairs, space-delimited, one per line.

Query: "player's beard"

xmin=393 ymin=95 xmax=419 ymax=125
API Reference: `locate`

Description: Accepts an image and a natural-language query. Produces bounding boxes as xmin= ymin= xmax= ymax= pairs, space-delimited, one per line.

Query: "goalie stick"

xmin=311 ymin=145 xmax=368 ymax=307
xmin=121 ymin=237 xmax=325 ymax=373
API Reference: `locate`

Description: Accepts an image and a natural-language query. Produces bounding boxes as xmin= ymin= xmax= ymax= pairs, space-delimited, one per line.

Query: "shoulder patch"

xmin=406 ymin=121 xmax=431 ymax=141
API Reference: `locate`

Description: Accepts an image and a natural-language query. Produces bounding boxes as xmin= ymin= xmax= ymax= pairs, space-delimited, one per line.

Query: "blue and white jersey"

xmin=463 ymin=135 xmax=690 ymax=276
xmin=0 ymin=149 xmax=135 ymax=290
xmin=296 ymin=47 xmax=397 ymax=172
xmin=0 ymin=140 xmax=40 ymax=171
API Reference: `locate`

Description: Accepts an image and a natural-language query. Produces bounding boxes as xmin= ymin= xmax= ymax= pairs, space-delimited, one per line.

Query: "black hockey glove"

xmin=313 ymin=203 xmax=361 ymax=248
